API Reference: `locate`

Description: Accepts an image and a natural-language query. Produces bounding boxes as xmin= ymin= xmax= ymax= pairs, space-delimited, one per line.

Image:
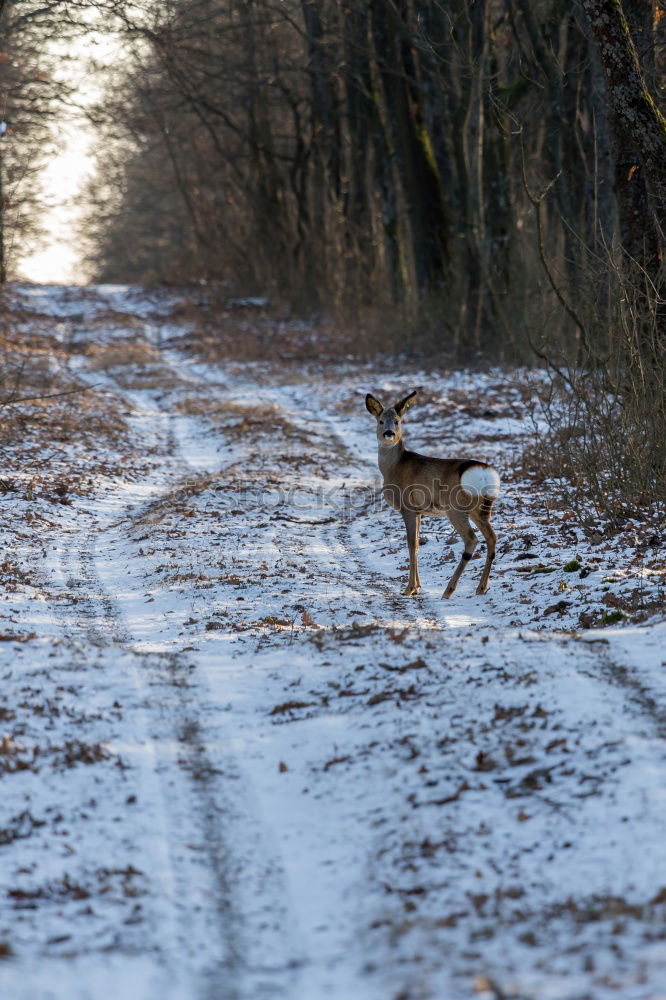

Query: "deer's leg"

xmin=413 ymin=513 xmax=421 ymax=591
xmin=442 ymin=509 xmax=477 ymax=599
xmin=402 ymin=510 xmax=421 ymax=596
xmin=470 ymin=502 xmax=497 ymax=595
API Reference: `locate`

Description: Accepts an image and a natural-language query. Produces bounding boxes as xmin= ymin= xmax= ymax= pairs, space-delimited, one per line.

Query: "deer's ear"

xmin=365 ymin=394 xmax=384 ymax=419
xmin=395 ymin=389 xmax=418 ymax=416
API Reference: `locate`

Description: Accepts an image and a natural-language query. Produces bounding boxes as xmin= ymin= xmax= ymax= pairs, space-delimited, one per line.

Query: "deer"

xmin=365 ymin=389 xmax=500 ymax=598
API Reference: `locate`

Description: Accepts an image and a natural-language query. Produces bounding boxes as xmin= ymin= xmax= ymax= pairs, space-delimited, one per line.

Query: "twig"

xmin=0 ymin=383 xmax=101 ymax=409
xmin=520 ymin=138 xmax=594 ymax=356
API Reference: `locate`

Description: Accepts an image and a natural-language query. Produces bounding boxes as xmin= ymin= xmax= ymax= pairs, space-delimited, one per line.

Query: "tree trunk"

xmin=581 ymin=0 xmax=666 ymax=266
xmin=599 ymin=0 xmax=660 ymax=273
xmin=370 ymin=0 xmax=451 ymax=293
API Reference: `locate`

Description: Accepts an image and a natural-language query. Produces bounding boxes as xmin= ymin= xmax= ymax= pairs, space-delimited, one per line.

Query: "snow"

xmin=1 ymin=284 xmax=665 ymax=999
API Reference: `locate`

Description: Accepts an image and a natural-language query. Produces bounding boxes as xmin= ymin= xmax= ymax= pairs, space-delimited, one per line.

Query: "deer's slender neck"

xmin=378 ymin=439 xmax=405 ymax=477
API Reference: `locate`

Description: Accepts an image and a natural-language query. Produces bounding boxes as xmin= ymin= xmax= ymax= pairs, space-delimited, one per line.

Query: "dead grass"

xmin=173 ymin=395 xmax=255 ymax=419
xmin=85 ymin=308 xmax=145 ymax=331
xmin=0 ymin=733 xmax=114 ymax=775
xmin=174 ymin=392 xmax=322 ymax=454
xmin=1 ymin=304 xmax=133 ymax=465
xmin=85 ymin=341 xmax=181 ymax=390
xmin=0 ymin=306 xmax=160 ymax=505
xmin=85 ymin=340 xmax=163 ymax=371
xmin=160 ymin=290 xmax=459 ymax=367
xmin=0 ymin=811 xmax=46 ymax=846
xmin=7 ymin=865 xmax=147 ymax=908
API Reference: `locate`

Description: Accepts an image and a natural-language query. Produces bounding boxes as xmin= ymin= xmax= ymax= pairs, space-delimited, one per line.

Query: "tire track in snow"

xmin=57 ymin=488 xmax=247 ymax=999
xmin=134 ymin=357 xmax=314 ymax=998
xmin=572 ymin=636 xmax=666 ymax=739
xmin=53 ymin=361 xmax=301 ymax=998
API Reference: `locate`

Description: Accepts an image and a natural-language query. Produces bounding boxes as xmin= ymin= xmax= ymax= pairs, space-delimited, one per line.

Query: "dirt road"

xmin=1 ymin=285 xmax=665 ymax=1000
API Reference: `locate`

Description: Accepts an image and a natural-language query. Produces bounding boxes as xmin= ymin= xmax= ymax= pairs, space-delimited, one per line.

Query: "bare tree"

xmin=0 ymin=0 xmax=74 ymax=281
xmin=581 ymin=0 xmax=666 ymax=276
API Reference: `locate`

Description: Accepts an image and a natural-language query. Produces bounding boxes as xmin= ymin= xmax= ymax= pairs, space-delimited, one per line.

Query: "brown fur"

xmin=366 ymin=389 xmax=499 ymax=598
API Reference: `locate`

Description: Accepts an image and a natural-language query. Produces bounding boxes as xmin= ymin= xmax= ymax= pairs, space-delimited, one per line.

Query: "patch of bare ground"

xmin=84 ymin=340 xmax=183 ymax=391
xmin=84 ymin=308 xmax=146 ymax=332
xmin=127 ymin=473 xmax=221 ymax=526
xmin=173 ymin=393 xmax=327 ymax=461
xmin=158 ymin=289 xmax=435 ymax=365
xmin=1 ymin=317 xmax=134 ymax=489
xmin=0 ymin=733 xmax=117 ymax=776
xmin=0 ymin=328 xmax=168 ymax=509
xmin=85 ymin=340 xmax=162 ymax=371
xmin=174 ymin=394 xmax=295 ymax=439
xmin=7 ymin=865 xmax=147 ymax=909
xmin=373 ymin=888 xmax=666 ymax=950
xmin=170 ymin=310 xmax=346 ymax=365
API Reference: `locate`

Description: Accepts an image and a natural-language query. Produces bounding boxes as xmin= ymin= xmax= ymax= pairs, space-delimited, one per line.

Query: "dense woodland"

xmin=1 ymin=0 xmax=666 ymax=514
xmin=76 ymin=1 xmax=666 ymax=347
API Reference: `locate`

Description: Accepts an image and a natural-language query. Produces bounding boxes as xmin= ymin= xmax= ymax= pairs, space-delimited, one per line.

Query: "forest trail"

xmin=1 ymin=285 xmax=666 ymax=1000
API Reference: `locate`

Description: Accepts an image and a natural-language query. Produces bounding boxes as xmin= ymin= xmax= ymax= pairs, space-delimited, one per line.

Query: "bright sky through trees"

xmin=17 ymin=120 xmax=93 ymax=284
xmin=16 ymin=26 xmax=117 ymax=284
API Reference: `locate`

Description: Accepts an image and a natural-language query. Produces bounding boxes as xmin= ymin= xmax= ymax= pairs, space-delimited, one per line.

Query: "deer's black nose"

xmin=383 ymin=430 xmax=395 ymax=438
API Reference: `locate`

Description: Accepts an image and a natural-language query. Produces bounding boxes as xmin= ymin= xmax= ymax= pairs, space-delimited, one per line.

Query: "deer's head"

xmin=366 ymin=389 xmax=418 ymax=447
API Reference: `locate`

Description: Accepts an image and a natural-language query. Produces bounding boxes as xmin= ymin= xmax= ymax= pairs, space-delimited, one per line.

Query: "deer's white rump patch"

xmin=460 ymin=464 xmax=501 ymax=498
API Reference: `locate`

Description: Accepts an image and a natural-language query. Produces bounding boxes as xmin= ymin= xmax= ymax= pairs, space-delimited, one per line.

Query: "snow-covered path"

xmin=1 ymin=285 xmax=666 ymax=1000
